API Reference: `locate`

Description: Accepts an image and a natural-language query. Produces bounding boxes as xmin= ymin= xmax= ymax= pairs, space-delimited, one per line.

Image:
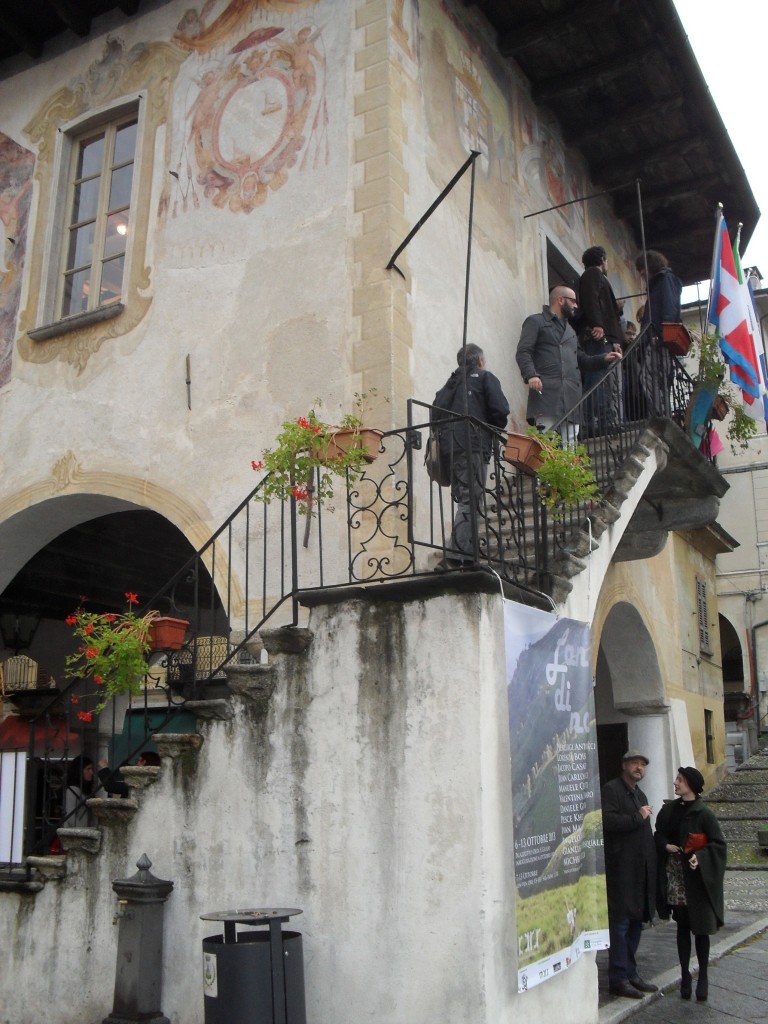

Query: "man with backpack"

xmin=431 ymin=344 xmax=509 ymax=569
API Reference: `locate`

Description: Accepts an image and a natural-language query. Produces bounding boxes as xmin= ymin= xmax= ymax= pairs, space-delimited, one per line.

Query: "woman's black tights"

xmin=675 ymin=907 xmax=710 ymax=987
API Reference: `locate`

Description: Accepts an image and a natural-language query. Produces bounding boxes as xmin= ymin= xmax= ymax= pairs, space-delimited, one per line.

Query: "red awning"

xmin=0 ymin=715 xmax=81 ymax=756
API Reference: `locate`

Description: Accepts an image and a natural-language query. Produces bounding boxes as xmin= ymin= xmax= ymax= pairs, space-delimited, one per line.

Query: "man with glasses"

xmin=516 ymin=284 xmax=621 ymax=445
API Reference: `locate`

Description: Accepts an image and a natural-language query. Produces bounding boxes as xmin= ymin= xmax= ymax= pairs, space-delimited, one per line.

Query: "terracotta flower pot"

xmin=317 ymin=427 xmax=383 ymax=464
xmin=149 ymin=616 xmax=190 ymax=651
xmin=661 ymin=321 xmax=693 ymax=356
xmin=504 ymin=432 xmax=544 ymax=475
xmin=710 ymin=396 xmax=729 ymax=421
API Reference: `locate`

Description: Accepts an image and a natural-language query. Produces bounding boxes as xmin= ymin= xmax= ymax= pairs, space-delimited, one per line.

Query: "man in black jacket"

xmin=432 ymin=344 xmax=509 ymax=568
xmin=601 ymin=751 xmax=659 ymax=999
xmin=578 ymin=246 xmax=623 ymax=435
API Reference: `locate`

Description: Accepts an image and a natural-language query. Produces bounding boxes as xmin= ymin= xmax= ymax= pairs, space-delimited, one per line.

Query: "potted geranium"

xmin=64 ymin=592 xmax=158 ymax=716
xmin=251 ymin=398 xmax=383 ymax=514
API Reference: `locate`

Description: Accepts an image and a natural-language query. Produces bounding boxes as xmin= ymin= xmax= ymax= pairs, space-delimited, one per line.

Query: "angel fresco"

xmin=173 ymin=0 xmax=320 ymax=53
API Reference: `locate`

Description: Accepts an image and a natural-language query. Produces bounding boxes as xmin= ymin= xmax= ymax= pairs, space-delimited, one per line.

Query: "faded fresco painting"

xmin=169 ymin=0 xmax=327 ymax=214
xmin=0 ymin=134 xmax=34 ymax=387
xmin=519 ymin=104 xmax=586 ymax=236
xmin=418 ymin=0 xmax=521 ymax=271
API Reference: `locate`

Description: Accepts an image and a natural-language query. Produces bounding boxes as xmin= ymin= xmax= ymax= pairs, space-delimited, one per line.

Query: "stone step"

xmin=706 ymin=801 xmax=768 ymax=818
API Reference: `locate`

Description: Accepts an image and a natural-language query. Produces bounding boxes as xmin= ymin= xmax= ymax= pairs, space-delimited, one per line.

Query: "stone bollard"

xmin=103 ymin=853 xmax=174 ymax=1024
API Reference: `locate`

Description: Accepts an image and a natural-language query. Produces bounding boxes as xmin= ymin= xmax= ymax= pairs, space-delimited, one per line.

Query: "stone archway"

xmin=0 ymin=487 xmax=222 ymax=682
xmin=594 ymin=600 xmax=692 ymax=815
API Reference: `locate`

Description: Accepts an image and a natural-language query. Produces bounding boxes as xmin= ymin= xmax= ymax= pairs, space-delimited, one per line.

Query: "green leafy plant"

xmin=65 ymin=593 xmax=157 ymax=716
xmin=691 ymin=332 xmax=758 ymax=452
xmin=251 ymin=395 xmax=383 ymax=513
xmin=529 ymin=428 xmax=598 ymax=518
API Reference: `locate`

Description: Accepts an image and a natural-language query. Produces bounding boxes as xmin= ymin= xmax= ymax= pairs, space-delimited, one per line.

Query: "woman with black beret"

xmin=654 ymin=766 xmax=726 ymax=1003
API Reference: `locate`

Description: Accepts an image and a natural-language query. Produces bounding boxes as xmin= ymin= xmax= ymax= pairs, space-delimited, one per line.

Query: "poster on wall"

xmin=504 ymin=602 xmax=608 ymax=994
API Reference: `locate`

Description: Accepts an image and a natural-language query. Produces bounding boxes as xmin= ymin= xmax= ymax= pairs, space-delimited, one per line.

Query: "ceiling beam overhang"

xmin=498 ymin=0 xmax=605 ymax=57
xmin=596 ymin=134 xmax=702 ymax=186
xmin=613 ymin=174 xmax=722 ymax=217
xmin=48 ymin=0 xmax=91 ymax=38
xmin=563 ymin=94 xmax=685 ymax=147
xmin=533 ymin=46 xmax=656 ymax=104
xmin=0 ymin=10 xmax=42 ymax=57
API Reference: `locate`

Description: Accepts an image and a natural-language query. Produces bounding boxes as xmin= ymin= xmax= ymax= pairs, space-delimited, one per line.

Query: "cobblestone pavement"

xmin=724 ymin=870 xmax=768 ymax=912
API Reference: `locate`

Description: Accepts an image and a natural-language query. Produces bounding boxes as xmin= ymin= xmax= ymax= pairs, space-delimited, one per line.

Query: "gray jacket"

xmin=516 ymin=306 xmax=609 ymax=425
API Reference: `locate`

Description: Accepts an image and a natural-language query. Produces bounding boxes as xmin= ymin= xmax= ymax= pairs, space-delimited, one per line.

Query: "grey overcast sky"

xmin=673 ymin=0 xmax=766 ymax=288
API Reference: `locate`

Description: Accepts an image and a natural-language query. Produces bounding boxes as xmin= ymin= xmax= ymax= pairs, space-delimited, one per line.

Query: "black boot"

xmin=696 ymin=973 xmax=708 ymax=1002
xmin=695 ymin=935 xmax=710 ymax=1002
xmin=680 ymin=970 xmax=692 ymax=1000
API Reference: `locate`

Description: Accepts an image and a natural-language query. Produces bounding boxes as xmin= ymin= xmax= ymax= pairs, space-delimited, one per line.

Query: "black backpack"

xmin=426 ymin=374 xmax=464 ymax=486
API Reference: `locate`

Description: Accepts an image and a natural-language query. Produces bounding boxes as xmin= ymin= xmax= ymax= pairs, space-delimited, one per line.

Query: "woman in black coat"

xmin=654 ymin=766 xmax=726 ymax=1002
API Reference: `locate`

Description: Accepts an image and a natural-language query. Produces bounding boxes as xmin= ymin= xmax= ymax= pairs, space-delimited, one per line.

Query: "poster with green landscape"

xmin=504 ymin=602 xmax=608 ymax=993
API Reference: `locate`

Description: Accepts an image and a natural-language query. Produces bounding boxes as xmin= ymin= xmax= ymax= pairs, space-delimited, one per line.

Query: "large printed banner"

xmin=504 ymin=602 xmax=608 ymax=994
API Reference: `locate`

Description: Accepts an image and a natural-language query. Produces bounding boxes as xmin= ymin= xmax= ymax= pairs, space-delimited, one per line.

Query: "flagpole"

xmin=705 ymin=203 xmax=724 ymax=329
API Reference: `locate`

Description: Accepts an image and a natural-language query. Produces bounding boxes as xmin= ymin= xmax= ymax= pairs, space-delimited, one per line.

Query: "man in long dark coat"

xmin=601 ymin=751 xmax=659 ymax=999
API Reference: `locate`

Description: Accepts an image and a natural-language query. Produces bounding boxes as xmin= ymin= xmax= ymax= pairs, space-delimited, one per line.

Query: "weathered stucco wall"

xmin=0 ymin=590 xmax=599 ymax=1024
xmin=0 ymin=0 xmax=360 ymax=553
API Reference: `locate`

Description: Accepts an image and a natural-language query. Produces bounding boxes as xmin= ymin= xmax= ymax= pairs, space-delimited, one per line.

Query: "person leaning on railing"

xmin=634 ymin=250 xmax=683 ymax=417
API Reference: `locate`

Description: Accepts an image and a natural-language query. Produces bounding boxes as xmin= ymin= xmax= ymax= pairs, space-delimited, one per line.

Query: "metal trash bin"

xmin=201 ymin=908 xmax=306 ymax=1024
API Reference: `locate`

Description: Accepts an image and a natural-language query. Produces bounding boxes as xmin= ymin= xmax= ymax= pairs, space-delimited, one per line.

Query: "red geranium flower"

xmin=291 ymin=486 xmax=309 ymax=501
xmin=84 ymin=647 xmax=98 ymax=659
xmin=65 ymin=613 xmax=77 ymax=626
xmin=77 ymin=711 xmax=93 ymax=723
xmin=94 ymin=675 xmax=103 ymax=685
xmin=251 ymin=459 xmax=264 ymax=471
xmin=84 ymin=623 xmax=94 ymax=635
xmin=297 ymin=416 xmax=311 ymax=429
xmin=70 ymin=695 xmax=80 ymax=705
xmin=104 ymin=613 xmax=117 ymax=622
xmin=125 ymin=592 xmax=139 ymax=604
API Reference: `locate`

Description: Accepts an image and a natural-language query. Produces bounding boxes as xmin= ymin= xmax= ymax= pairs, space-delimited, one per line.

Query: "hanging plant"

xmin=64 ymin=593 xmax=158 ymax=716
xmin=529 ymin=428 xmax=598 ymax=519
xmin=251 ymin=394 xmax=383 ymax=514
xmin=690 ymin=332 xmax=758 ymax=453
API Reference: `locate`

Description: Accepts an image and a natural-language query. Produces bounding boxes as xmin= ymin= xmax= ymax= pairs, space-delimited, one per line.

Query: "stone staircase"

xmin=2 ymin=627 xmax=310 ymax=895
xmin=529 ymin=426 xmax=669 ymax=605
xmin=706 ymin=746 xmax=768 ymax=867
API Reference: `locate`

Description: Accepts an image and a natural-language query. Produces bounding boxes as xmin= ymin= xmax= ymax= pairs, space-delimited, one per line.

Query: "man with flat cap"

xmin=601 ymin=751 xmax=658 ymax=999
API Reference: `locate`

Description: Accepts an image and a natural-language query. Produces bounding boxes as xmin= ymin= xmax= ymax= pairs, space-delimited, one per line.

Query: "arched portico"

xmin=594 ymin=600 xmax=694 ymax=814
xmin=0 ymin=482 xmax=222 ymax=681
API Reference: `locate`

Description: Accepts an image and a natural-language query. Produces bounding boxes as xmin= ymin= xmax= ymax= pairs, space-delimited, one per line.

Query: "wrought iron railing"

xmin=1 ymin=330 xmax=706 ymax=874
xmin=546 ymin=323 xmax=698 ymax=547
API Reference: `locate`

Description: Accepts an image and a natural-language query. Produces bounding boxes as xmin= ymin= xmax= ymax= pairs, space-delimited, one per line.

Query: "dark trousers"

xmin=608 ymin=917 xmax=643 ymax=985
xmin=448 ymin=451 xmax=487 ymax=561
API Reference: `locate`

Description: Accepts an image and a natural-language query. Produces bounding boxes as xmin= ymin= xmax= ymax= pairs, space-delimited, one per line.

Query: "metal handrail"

xmin=3 ymin=363 xmax=708 ymax=872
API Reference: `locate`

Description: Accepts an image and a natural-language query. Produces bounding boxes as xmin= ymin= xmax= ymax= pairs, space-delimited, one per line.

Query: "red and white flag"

xmin=709 ymin=212 xmax=764 ymax=407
